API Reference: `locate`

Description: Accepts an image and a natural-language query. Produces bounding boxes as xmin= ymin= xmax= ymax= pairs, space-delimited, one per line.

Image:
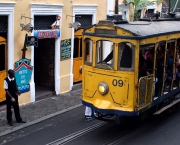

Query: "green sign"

xmin=61 ymin=39 xmax=71 ymax=61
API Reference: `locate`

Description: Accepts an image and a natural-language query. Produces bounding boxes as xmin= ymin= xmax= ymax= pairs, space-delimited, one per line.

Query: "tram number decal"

xmin=112 ymin=79 xmax=123 ymax=87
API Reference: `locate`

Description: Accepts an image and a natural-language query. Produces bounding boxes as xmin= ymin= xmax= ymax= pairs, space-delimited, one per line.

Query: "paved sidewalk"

xmin=0 ymin=89 xmax=82 ymax=137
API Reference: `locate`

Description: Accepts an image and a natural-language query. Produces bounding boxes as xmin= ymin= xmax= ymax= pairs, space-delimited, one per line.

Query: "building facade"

xmin=0 ymin=0 xmax=107 ymax=105
xmin=107 ymin=0 xmax=162 ymax=21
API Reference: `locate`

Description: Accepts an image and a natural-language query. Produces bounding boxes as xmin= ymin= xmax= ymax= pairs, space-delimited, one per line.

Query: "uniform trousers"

xmin=85 ymin=106 xmax=92 ymax=116
xmin=6 ymin=93 xmax=22 ymax=122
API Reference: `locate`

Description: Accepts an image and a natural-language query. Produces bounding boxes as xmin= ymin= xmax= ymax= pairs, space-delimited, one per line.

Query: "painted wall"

xmin=0 ymin=0 xmax=107 ymax=105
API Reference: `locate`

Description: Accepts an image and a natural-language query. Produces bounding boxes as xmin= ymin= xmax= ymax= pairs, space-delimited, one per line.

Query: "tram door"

xmin=73 ymin=29 xmax=84 ymax=83
xmin=0 ymin=36 xmax=7 ymax=102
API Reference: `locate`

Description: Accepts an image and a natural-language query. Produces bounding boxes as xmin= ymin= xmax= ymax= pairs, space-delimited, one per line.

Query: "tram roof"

xmin=114 ymin=21 xmax=180 ymax=37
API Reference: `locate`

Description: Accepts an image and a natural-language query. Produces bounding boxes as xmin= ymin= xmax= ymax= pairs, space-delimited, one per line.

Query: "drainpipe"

xmin=168 ymin=0 xmax=171 ymax=12
xmin=115 ymin=0 xmax=118 ymax=14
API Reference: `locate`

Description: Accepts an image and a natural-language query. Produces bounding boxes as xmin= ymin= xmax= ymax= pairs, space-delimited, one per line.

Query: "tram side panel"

xmin=0 ymin=37 xmax=6 ymax=102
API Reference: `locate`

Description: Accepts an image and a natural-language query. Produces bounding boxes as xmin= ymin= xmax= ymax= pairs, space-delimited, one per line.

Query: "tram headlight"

xmin=98 ymin=82 xmax=109 ymax=95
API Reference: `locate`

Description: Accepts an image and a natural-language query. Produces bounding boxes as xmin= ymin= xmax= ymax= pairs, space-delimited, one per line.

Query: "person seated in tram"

xmin=145 ymin=49 xmax=154 ymax=75
xmin=176 ymin=44 xmax=180 ymax=85
xmin=144 ymin=47 xmax=152 ymax=60
xmin=165 ymin=49 xmax=173 ymax=89
xmin=155 ymin=43 xmax=165 ymax=96
xmin=102 ymin=42 xmax=132 ymax=68
xmin=138 ymin=51 xmax=147 ymax=79
xmin=167 ymin=42 xmax=175 ymax=59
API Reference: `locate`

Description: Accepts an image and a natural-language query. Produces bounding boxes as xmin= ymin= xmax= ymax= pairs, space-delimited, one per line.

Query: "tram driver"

xmin=102 ymin=42 xmax=132 ymax=68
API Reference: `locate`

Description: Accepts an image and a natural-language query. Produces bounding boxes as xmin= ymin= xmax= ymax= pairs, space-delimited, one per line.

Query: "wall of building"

xmin=0 ymin=0 xmax=107 ymax=105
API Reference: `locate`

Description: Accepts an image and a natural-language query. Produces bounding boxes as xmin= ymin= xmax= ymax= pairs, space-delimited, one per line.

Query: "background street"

xmin=0 ymin=105 xmax=180 ymax=145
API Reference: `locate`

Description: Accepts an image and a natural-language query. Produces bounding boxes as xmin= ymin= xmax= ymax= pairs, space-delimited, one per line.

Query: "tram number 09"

xmin=112 ymin=79 xmax=123 ymax=87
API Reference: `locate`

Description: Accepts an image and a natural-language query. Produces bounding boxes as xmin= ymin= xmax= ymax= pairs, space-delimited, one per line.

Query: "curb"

xmin=0 ymin=104 xmax=83 ymax=137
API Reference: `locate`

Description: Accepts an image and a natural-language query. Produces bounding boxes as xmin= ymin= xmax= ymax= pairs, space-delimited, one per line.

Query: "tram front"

xmin=81 ymin=23 xmax=138 ymax=122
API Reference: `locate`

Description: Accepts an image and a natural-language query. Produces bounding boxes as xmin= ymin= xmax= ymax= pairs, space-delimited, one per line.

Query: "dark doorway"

xmin=34 ymin=38 xmax=55 ymax=97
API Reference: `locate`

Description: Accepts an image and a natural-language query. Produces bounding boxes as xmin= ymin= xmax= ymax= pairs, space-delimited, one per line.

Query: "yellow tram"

xmin=81 ymin=17 xmax=180 ymax=123
xmin=73 ymin=28 xmax=84 ymax=83
xmin=0 ymin=36 xmax=7 ymax=102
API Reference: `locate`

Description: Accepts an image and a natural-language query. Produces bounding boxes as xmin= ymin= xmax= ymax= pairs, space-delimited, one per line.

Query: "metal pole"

xmin=173 ymin=0 xmax=179 ymax=12
xmin=115 ymin=0 xmax=118 ymax=14
xmin=169 ymin=0 xmax=171 ymax=12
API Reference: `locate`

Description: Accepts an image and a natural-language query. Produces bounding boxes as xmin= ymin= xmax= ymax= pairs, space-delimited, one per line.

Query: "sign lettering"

xmin=60 ymin=39 xmax=71 ymax=61
xmin=34 ymin=30 xmax=60 ymax=39
xmin=14 ymin=59 xmax=33 ymax=93
xmin=112 ymin=79 xmax=124 ymax=87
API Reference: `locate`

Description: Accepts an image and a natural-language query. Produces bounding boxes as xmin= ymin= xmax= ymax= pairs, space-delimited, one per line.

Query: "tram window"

xmin=84 ymin=38 xmax=92 ymax=66
xmin=118 ymin=42 xmax=134 ymax=71
xmin=73 ymin=38 xmax=79 ymax=58
xmin=176 ymin=39 xmax=180 ymax=87
xmin=0 ymin=44 xmax=5 ymax=71
xmin=80 ymin=38 xmax=82 ymax=57
xmin=96 ymin=40 xmax=115 ymax=70
xmin=165 ymin=41 xmax=175 ymax=90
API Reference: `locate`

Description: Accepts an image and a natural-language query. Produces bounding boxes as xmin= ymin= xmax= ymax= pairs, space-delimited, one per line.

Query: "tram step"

xmin=153 ymin=97 xmax=180 ymax=115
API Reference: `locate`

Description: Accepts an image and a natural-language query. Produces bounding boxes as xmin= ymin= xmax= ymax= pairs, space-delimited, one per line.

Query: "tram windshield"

xmin=84 ymin=39 xmax=135 ymax=71
xmin=84 ymin=38 xmax=93 ymax=66
xmin=95 ymin=41 xmax=135 ymax=71
xmin=118 ymin=42 xmax=135 ymax=71
xmin=96 ymin=40 xmax=115 ymax=70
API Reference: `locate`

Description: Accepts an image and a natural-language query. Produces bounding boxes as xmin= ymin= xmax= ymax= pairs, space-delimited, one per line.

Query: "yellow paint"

xmin=60 ymin=74 xmax=70 ymax=93
xmin=0 ymin=37 xmax=6 ymax=102
xmin=83 ymin=66 xmax=135 ymax=111
xmin=0 ymin=0 xmax=107 ymax=104
xmin=73 ymin=57 xmax=82 ymax=82
xmin=73 ymin=29 xmax=84 ymax=83
xmin=74 ymin=29 xmax=84 ymax=38
xmin=18 ymin=92 xmax=31 ymax=106
xmin=82 ymin=25 xmax=137 ymax=111
xmin=82 ymin=21 xmax=180 ymax=114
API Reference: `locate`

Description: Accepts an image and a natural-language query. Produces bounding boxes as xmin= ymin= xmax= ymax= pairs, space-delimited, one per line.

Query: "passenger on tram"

xmin=165 ymin=49 xmax=173 ymax=89
xmin=145 ymin=49 xmax=154 ymax=75
xmin=138 ymin=51 xmax=146 ymax=78
xmin=167 ymin=43 xmax=174 ymax=59
xmin=102 ymin=43 xmax=132 ymax=68
xmin=155 ymin=44 xmax=165 ymax=96
xmin=176 ymin=46 xmax=180 ymax=84
xmin=140 ymin=49 xmax=145 ymax=58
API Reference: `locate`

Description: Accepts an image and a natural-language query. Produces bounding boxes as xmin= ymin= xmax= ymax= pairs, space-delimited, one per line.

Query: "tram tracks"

xmin=103 ymin=121 xmax=154 ymax=145
xmin=46 ymin=121 xmax=108 ymax=145
xmin=103 ymin=114 xmax=173 ymax=145
xmin=47 ymin=105 xmax=178 ymax=145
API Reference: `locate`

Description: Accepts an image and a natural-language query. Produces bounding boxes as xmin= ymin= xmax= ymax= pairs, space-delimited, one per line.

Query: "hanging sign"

xmin=34 ymin=29 xmax=60 ymax=39
xmin=26 ymin=36 xmax=38 ymax=47
xmin=14 ymin=59 xmax=33 ymax=93
xmin=60 ymin=39 xmax=71 ymax=61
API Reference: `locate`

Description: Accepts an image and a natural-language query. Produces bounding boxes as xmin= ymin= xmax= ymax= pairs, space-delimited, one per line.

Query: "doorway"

xmin=34 ymin=38 xmax=55 ymax=98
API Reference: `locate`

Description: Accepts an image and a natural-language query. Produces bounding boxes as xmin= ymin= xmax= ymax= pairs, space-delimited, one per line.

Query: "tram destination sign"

xmin=60 ymin=39 xmax=71 ymax=61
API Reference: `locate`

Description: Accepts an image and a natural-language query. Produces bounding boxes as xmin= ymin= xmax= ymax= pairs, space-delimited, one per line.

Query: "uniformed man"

xmin=4 ymin=69 xmax=26 ymax=126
